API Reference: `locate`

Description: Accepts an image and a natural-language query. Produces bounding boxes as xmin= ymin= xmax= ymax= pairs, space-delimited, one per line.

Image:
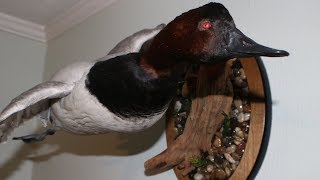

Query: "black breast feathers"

xmin=86 ymin=53 xmax=178 ymax=118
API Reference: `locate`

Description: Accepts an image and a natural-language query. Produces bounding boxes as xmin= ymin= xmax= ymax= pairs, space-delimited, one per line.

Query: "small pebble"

xmin=179 ymin=117 xmax=187 ymax=127
xmin=236 ymin=142 xmax=246 ymax=155
xmin=226 ymin=145 xmax=237 ymax=154
xmin=239 ymin=68 xmax=247 ymax=79
xmin=234 ymin=127 xmax=241 ymax=133
xmin=234 ymin=77 xmax=243 ymax=87
xmin=174 ymin=127 xmax=179 ymax=134
xmin=188 ymin=169 xmax=198 ymax=179
xmin=225 ymin=167 xmax=231 ymax=177
xmin=182 ymin=83 xmax=189 ymax=97
xmin=235 ymin=129 xmax=244 ymax=138
xmin=177 ymin=128 xmax=184 ymax=135
xmin=244 ymin=132 xmax=248 ymax=140
xmin=240 ymin=81 xmax=248 ymax=88
xmin=214 ymin=154 xmax=224 ymax=165
xmin=174 ymin=101 xmax=182 ymax=112
xmin=231 ymin=163 xmax=237 ymax=171
xmin=178 ymin=112 xmax=187 ymax=118
xmin=232 ymin=68 xmax=241 ymax=77
xmin=234 ymin=99 xmax=243 ymax=112
xmin=194 ymin=173 xmax=204 ymax=180
xmin=237 ymin=112 xmax=245 ymax=123
xmin=197 ymin=167 xmax=205 ymax=173
xmin=244 ymin=113 xmax=251 ymax=121
xmin=174 ymin=118 xmax=180 ymax=125
xmin=222 ymin=161 xmax=230 ymax=168
xmin=234 ymin=136 xmax=244 ymax=142
xmin=230 ymin=109 xmax=239 ymax=117
xmin=224 ymin=153 xmax=236 ymax=164
xmin=213 ymin=137 xmax=222 ymax=147
xmin=208 ymin=149 xmax=214 ymax=156
xmin=243 ymin=104 xmax=251 ymax=113
xmin=222 ymin=137 xmax=233 ymax=147
xmin=240 ymin=122 xmax=250 ymax=133
xmin=218 ymin=147 xmax=226 ymax=154
xmin=219 ymin=127 xmax=224 ymax=133
xmin=231 ymin=153 xmax=241 ymax=161
xmin=176 ymin=124 xmax=184 ymax=134
xmin=208 ymin=155 xmax=215 ymax=162
xmin=242 ymin=87 xmax=249 ymax=96
xmin=242 ymin=98 xmax=249 ymax=105
xmin=206 ymin=164 xmax=214 ymax=172
xmin=209 ymin=147 xmax=218 ymax=155
xmin=233 ymin=139 xmax=241 ymax=145
xmin=215 ymin=169 xmax=227 ymax=180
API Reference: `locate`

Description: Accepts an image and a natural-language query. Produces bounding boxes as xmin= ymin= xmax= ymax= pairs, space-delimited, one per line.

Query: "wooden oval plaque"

xmin=165 ymin=57 xmax=271 ymax=180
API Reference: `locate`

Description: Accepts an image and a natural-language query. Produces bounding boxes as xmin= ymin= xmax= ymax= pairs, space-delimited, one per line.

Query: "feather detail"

xmin=0 ymin=101 xmax=47 ymax=143
xmin=0 ymin=81 xmax=73 ymax=143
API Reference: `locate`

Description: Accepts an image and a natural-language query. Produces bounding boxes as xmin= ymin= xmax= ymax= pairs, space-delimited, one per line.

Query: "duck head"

xmin=141 ymin=2 xmax=289 ymax=76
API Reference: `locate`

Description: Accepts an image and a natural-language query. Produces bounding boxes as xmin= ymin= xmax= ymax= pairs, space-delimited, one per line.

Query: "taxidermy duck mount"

xmin=0 ymin=2 xmax=288 ymax=179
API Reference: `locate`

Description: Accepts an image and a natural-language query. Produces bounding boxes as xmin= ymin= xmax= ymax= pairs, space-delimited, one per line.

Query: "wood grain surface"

xmin=165 ymin=57 xmax=266 ymax=180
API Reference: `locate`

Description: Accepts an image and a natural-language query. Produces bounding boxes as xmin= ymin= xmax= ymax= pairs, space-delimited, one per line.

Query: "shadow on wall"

xmin=0 ymin=117 xmax=165 ymax=179
xmin=0 ymin=144 xmax=33 ymax=180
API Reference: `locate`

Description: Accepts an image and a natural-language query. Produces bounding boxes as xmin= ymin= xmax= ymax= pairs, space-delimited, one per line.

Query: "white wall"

xmin=0 ymin=30 xmax=46 ymax=180
xmin=34 ymin=0 xmax=319 ymax=180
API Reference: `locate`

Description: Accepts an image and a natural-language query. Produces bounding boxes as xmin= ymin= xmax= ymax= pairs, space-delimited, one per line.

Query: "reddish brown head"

xmin=141 ymin=3 xmax=288 ymax=76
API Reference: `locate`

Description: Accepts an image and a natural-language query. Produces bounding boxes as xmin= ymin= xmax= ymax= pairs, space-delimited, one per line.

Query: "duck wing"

xmin=0 ymin=81 xmax=73 ymax=142
xmin=108 ymin=24 xmax=165 ymax=55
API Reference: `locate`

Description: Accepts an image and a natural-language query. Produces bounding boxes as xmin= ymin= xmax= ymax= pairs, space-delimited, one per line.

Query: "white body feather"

xmin=0 ymin=24 xmax=166 ymax=142
xmin=50 ymin=55 xmax=167 ymax=134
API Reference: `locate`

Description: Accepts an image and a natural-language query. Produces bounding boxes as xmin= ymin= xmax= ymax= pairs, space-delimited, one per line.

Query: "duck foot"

xmin=13 ymin=128 xmax=56 ymax=143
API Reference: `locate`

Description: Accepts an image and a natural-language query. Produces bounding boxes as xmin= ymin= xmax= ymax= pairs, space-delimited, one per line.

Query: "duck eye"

xmin=201 ymin=21 xmax=211 ymax=29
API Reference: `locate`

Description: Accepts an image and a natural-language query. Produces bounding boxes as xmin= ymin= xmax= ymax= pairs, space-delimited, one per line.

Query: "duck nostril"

xmin=242 ymin=40 xmax=253 ymax=47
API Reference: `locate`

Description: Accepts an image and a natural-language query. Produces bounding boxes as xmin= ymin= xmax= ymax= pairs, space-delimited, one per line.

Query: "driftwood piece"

xmin=145 ymin=61 xmax=234 ymax=175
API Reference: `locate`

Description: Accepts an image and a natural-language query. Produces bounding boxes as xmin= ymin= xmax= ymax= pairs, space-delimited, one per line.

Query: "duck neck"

xmin=140 ymin=47 xmax=188 ymax=79
xmin=139 ymin=23 xmax=194 ymax=79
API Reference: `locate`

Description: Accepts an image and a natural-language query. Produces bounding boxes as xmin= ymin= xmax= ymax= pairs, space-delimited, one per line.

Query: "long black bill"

xmin=226 ymin=28 xmax=289 ymax=57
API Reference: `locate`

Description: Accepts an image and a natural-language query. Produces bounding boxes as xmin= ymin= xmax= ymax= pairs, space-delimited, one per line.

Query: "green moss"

xmin=190 ymin=156 xmax=209 ymax=168
xmin=222 ymin=112 xmax=232 ymax=137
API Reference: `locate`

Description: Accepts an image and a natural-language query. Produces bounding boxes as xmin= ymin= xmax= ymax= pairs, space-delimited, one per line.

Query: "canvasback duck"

xmin=0 ymin=3 xmax=288 ymax=143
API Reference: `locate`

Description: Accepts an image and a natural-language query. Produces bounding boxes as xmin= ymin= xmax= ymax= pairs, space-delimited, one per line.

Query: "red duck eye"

xmin=202 ymin=21 xmax=211 ymax=29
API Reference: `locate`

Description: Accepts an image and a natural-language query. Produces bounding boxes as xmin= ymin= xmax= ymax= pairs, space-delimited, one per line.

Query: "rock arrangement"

xmin=173 ymin=60 xmax=251 ymax=180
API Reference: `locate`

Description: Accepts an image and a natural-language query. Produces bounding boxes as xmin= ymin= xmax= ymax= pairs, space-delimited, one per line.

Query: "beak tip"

xmin=275 ymin=50 xmax=289 ymax=57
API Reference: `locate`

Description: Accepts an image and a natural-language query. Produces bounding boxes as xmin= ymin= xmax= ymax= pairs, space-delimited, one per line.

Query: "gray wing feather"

xmin=0 ymin=81 xmax=73 ymax=122
xmin=0 ymin=81 xmax=73 ymax=142
xmin=108 ymin=24 xmax=165 ymax=55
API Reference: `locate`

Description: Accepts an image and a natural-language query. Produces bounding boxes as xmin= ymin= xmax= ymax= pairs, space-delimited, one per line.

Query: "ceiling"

xmin=0 ymin=0 xmax=116 ymax=42
xmin=0 ymin=0 xmax=82 ymax=25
